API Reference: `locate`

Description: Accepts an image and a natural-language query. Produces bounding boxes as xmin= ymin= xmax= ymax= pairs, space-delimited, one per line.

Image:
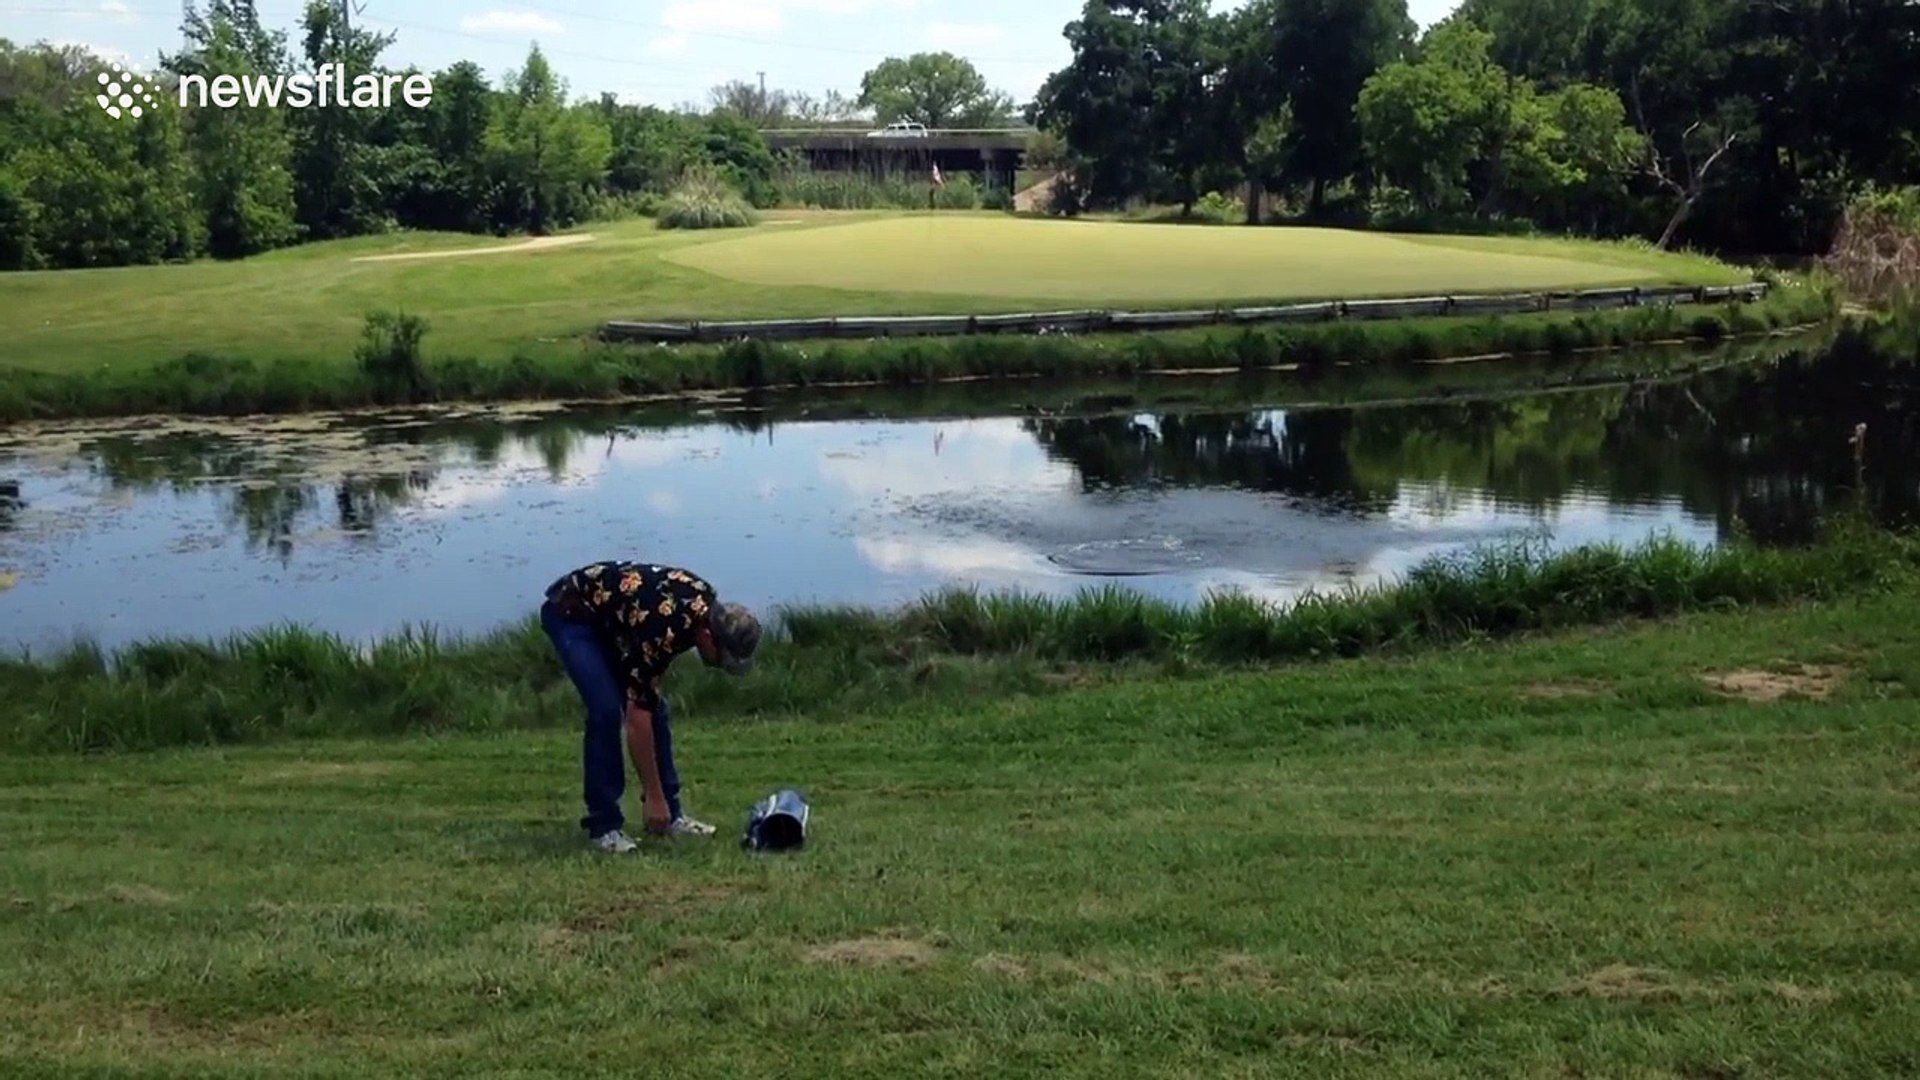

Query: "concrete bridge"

xmin=759 ymin=127 xmax=1032 ymax=191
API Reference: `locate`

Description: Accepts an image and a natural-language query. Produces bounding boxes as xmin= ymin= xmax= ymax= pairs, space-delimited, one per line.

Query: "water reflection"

xmin=0 ymin=331 xmax=1912 ymax=650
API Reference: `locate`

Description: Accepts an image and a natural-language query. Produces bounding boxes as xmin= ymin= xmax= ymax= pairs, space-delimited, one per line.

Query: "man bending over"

xmin=540 ymin=561 xmax=762 ymax=853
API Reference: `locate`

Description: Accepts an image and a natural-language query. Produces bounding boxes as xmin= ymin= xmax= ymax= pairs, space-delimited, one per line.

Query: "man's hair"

xmin=709 ymin=602 xmax=762 ymax=675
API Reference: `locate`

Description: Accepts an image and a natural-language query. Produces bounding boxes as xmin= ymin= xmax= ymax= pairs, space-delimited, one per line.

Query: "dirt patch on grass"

xmin=349 ymin=234 xmax=595 ymax=263
xmin=252 ymin=761 xmax=405 ymax=783
xmin=972 ymin=953 xmax=1031 ymax=979
xmin=105 ymin=884 xmax=180 ymax=907
xmin=1520 ymin=680 xmax=1608 ymax=700
xmin=564 ymin=881 xmax=756 ymax=931
xmin=1552 ymin=964 xmax=1700 ymax=1001
xmin=1280 ymin=1030 xmax=1379 ymax=1054
xmin=1770 ymin=981 xmax=1838 ymax=1005
xmin=1702 ymin=663 xmax=1848 ymax=703
xmin=805 ymin=933 xmax=941 ymax=969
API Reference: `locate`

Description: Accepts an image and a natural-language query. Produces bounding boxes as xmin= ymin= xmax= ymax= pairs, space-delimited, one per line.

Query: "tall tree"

xmin=1356 ymin=20 xmax=1510 ymax=212
xmin=1455 ymin=0 xmax=1594 ymax=85
xmin=415 ymin=60 xmax=494 ymax=230
xmin=1034 ymin=1 xmax=1235 ymax=212
xmin=1230 ymin=0 xmax=1415 ymax=212
xmin=163 ymin=5 xmax=299 ymax=257
xmin=485 ymin=45 xmax=612 ymax=233
xmin=289 ymin=0 xmax=398 ymax=238
xmin=708 ymin=79 xmax=794 ymax=127
xmin=857 ymin=52 xmax=1014 ymax=128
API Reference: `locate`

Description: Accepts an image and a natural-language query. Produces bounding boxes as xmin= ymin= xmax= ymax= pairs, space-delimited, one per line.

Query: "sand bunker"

xmin=351 ymin=234 xmax=595 ymax=263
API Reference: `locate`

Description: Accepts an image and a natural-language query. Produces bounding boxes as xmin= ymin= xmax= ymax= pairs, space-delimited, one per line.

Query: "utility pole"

xmin=757 ymin=70 xmax=766 ymax=98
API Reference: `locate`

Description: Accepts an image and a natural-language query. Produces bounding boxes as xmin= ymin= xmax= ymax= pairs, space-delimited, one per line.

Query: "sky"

xmin=6 ymin=0 xmax=1463 ymax=111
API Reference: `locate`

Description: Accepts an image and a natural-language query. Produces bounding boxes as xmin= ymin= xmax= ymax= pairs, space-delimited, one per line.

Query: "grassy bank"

xmin=0 ymin=213 xmax=1778 ymax=420
xmin=5 ymin=523 xmax=1913 ymax=754
xmin=2 ymin=557 xmax=1917 ymax=1074
xmin=0 ymin=280 xmax=1833 ymax=422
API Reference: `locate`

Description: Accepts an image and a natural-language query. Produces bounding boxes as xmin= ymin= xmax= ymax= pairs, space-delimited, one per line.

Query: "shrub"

xmin=1191 ymin=190 xmax=1243 ymax=223
xmin=657 ymin=167 xmax=759 ymax=230
xmin=355 ymin=310 xmax=431 ymax=402
xmin=1819 ymin=184 xmax=1920 ymax=308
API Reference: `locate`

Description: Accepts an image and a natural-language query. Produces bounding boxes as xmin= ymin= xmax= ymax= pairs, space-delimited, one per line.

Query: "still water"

xmin=1 ymin=335 xmax=1912 ymax=652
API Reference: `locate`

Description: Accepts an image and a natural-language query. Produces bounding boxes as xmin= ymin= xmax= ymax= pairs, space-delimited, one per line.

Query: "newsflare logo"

xmin=93 ymin=63 xmax=434 ymax=119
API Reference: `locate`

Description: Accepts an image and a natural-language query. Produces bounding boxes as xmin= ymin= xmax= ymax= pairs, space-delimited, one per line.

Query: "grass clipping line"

xmin=2 ymin=523 xmax=1914 ymax=753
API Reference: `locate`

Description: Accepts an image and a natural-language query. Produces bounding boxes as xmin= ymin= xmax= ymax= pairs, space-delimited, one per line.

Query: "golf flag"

xmin=931 ymin=163 xmax=944 ymax=187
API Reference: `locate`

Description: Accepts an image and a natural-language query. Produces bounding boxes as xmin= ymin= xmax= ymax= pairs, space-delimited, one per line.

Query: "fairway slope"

xmin=665 ymin=216 xmax=1700 ymax=303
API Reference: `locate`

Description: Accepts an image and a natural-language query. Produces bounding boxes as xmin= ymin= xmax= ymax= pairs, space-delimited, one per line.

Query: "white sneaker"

xmin=592 ymin=829 xmax=640 ymax=854
xmin=667 ymin=816 xmax=716 ymax=837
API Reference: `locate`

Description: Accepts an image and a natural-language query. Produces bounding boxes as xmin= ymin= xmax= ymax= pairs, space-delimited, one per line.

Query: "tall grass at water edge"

xmin=776 ymin=164 xmax=987 ymax=211
xmin=0 ymin=285 xmax=1839 ymax=422
xmin=4 ymin=523 xmax=1914 ymax=753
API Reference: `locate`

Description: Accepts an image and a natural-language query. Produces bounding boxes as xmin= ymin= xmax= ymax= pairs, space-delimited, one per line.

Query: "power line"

xmin=6 ymin=2 xmax=1067 ymax=67
xmin=507 ymin=0 xmax=1064 ymax=66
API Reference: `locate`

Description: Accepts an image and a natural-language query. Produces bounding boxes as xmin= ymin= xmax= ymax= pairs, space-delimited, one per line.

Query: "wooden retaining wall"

xmin=600 ymin=282 xmax=1770 ymax=345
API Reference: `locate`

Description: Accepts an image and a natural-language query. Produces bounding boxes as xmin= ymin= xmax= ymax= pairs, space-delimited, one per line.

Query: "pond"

xmin=1 ymin=332 xmax=1913 ymax=653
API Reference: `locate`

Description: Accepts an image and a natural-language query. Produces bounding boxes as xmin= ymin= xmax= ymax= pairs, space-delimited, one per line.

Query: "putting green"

xmin=663 ymin=216 xmax=1659 ymax=303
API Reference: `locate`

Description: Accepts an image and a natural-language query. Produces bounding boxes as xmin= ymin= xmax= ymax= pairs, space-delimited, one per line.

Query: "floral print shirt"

xmin=551 ymin=561 xmax=717 ymax=711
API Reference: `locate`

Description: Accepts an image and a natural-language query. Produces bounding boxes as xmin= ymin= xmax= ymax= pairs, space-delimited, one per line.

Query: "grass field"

xmin=2 ymin=581 xmax=1916 ymax=1075
xmin=0 ymin=213 xmax=1748 ymax=377
xmin=664 ymin=216 xmax=1736 ymax=303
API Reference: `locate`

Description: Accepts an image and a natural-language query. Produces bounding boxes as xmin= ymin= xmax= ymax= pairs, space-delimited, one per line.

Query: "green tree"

xmin=484 ymin=45 xmax=612 ymax=233
xmin=289 ymin=0 xmax=398 ymax=238
xmin=699 ymin=112 xmax=779 ymax=208
xmin=1230 ymin=0 xmax=1415 ymax=213
xmin=1455 ymin=0 xmax=1594 ymax=85
xmin=413 ymin=60 xmax=494 ymax=230
xmin=164 ymin=4 xmax=300 ymax=257
xmin=857 ymin=52 xmax=1014 ymax=128
xmin=1033 ymin=1 xmax=1236 ymax=213
xmin=1356 ymin=21 xmax=1508 ymax=212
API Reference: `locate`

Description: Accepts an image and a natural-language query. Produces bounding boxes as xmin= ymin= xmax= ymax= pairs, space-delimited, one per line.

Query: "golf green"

xmin=664 ymin=216 xmax=1658 ymax=303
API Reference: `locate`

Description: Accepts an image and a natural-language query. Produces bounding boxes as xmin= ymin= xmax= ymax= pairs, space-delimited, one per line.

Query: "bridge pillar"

xmin=982 ymin=149 xmax=1017 ymax=195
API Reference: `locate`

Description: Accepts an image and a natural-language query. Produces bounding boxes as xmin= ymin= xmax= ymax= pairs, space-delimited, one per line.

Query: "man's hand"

xmin=643 ymin=793 xmax=673 ymax=835
xmin=624 ymin=697 xmax=672 ymax=835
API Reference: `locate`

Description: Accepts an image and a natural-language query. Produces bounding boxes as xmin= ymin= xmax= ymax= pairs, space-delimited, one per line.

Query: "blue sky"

xmin=8 ymin=0 xmax=1462 ymax=110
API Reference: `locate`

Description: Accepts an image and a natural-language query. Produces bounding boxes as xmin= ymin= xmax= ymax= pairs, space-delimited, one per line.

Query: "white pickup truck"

xmin=865 ymin=120 xmax=930 ymax=138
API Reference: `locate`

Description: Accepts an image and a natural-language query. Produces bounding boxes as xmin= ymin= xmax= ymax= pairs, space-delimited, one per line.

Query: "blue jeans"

xmin=540 ymin=600 xmax=682 ymax=837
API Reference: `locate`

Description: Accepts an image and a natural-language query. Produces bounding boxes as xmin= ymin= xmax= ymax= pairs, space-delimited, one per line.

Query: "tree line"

xmin=0 ymin=1 xmax=1019 ymax=271
xmin=1031 ymin=0 xmax=1920 ymax=255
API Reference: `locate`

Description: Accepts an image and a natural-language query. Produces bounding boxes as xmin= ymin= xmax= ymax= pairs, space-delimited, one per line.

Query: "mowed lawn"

xmin=2 ymin=589 xmax=1916 ymax=1076
xmin=0 ymin=213 xmax=1745 ymax=375
xmin=665 ymin=216 xmax=1724 ymax=303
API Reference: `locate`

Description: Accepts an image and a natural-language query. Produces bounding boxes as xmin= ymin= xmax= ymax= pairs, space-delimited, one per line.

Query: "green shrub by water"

xmin=657 ymin=167 xmax=758 ymax=230
xmin=0 ymin=284 xmax=1840 ymax=421
xmin=3 ymin=523 xmax=1913 ymax=753
xmin=354 ymin=309 xmax=431 ymax=402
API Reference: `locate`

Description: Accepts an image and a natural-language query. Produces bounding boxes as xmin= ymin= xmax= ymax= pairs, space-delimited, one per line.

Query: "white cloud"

xmin=659 ymin=0 xmax=921 ymax=38
xmin=662 ymin=0 xmax=782 ymax=34
xmin=100 ymin=0 xmax=136 ymax=24
xmin=924 ymin=22 xmax=1005 ymax=50
xmin=458 ymin=10 xmax=565 ymax=35
xmin=854 ymin=535 xmax=1049 ymax=579
xmin=647 ymin=33 xmax=691 ymax=57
